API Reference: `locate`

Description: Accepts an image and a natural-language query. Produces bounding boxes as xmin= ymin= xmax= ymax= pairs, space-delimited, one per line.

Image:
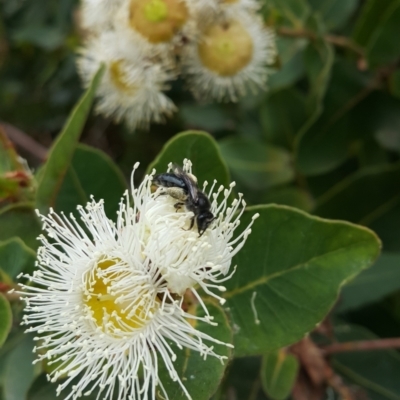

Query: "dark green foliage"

xmin=2 ymin=0 xmax=400 ymax=399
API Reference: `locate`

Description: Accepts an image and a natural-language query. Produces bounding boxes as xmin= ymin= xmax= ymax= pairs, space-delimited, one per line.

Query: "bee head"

xmin=197 ymin=211 xmax=215 ymax=236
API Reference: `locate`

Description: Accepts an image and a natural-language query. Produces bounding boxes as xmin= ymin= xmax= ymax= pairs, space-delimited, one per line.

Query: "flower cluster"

xmin=77 ymin=0 xmax=276 ymax=129
xmin=18 ymin=160 xmax=258 ymax=400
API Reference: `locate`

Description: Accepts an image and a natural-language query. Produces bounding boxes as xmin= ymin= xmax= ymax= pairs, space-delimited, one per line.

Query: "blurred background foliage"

xmin=2 ymin=0 xmax=400 ymax=399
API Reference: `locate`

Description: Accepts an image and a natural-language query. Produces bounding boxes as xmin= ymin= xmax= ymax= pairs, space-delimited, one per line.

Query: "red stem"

xmin=322 ymin=338 xmax=400 ymax=355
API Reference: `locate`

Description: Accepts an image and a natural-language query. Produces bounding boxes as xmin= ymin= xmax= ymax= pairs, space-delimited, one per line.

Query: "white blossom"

xmin=76 ymin=31 xmax=176 ymax=130
xmin=181 ymin=12 xmax=276 ymax=102
xmin=19 ymin=160 xmax=257 ymax=400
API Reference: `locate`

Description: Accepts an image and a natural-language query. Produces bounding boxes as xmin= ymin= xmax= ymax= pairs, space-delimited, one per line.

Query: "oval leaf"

xmin=223 ymin=205 xmax=381 ymax=356
xmin=147 ymin=131 xmax=230 ymax=189
xmin=261 ymin=187 xmax=314 ymax=212
xmin=219 ymin=138 xmax=294 ymax=190
xmin=55 ymin=144 xmax=127 ymax=219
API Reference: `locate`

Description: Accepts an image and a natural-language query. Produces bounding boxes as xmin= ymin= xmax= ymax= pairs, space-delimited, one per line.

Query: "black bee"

xmin=153 ymin=165 xmax=215 ymax=236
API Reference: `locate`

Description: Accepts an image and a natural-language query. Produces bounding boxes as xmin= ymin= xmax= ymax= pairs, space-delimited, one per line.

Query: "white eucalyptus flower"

xmin=80 ymin=0 xmax=123 ymax=32
xmin=77 ymin=32 xmax=176 ymax=130
xmin=114 ymin=0 xmax=198 ymax=53
xmin=181 ymin=12 xmax=276 ymax=101
xmin=18 ymin=160 xmax=257 ymax=400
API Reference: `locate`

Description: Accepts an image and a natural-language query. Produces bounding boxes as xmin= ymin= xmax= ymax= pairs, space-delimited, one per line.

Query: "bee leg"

xmin=174 ymin=202 xmax=184 ymax=212
xmin=182 ymin=216 xmax=196 ymax=232
xmin=155 ymin=191 xmax=167 ymax=200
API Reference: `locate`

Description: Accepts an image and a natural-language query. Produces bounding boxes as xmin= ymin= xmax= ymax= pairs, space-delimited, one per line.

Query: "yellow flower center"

xmin=198 ymin=20 xmax=254 ymax=76
xmin=129 ymin=0 xmax=188 ymax=43
xmin=83 ymin=259 xmax=158 ymax=336
xmin=144 ymin=0 xmax=168 ymax=21
xmin=109 ymin=60 xmax=137 ymax=94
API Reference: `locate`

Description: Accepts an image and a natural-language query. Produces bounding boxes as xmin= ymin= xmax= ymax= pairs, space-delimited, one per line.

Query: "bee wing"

xmin=173 ymin=164 xmax=199 ymax=201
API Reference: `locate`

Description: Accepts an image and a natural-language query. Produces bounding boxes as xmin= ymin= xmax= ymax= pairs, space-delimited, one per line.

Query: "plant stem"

xmin=322 ymin=338 xmax=400 ymax=355
xmin=0 ymin=122 xmax=48 ymax=162
xmin=276 ymin=27 xmax=365 ymax=59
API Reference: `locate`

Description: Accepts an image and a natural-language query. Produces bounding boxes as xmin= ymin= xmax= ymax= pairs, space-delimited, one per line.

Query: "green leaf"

xmin=35 ymin=66 xmax=104 ymax=215
xmin=158 ymin=302 xmax=232 ymax=400
xmin=0 ymin=127 xmax=34 ymax=203
xmin=147 ymin=131 xmax=230 ymax=189
xmin=0 ymin=179 xmax=19 ymax=202
xmin=27 ymin=375 xmax=58 ymax=400
xmin=0 ymin=294 xmax=12 ymax=349
xmin=366 ymin=1 xmax=400 ymax=67
xmin=296 ymin=59 xmax=372 ymax=175
xmin=261 ymin=350 xmax=299 ymax=400
xmin=179 ymin=104 xmax=232 ymax=132
xmin=0 ymin=238 xmax=36 ymax=279
xmin=0 ymin=203 xmax=41 ymax=250
xmin=314 ymin=162 xmax=400 ymax=251
xmin=223 ymin=205 xmax=381 ymax=356
xmin=260 ymin=88 xmax=308 ymax=148
xmin=219 ymin=138 xmax=294 ymax=191
xmin=332 ymin=322 xmax=400 ymax=400
xmin=2 ymin=334 xmax=36 ymax=400
xmin=307 ymin=0 xmax=359 ymax=30
xmin=294 ymin=19 xmax=334 ymax=169
xmin=268 ymin=37 xmax=307 ymax=91
xmin=54 ymin=144 xmax=127 ymax=218
xmin=12 ymin=25 xmax=65 ymax=51
xmin=302 ymin=17 xmax=334 ymax=115
xmin=213 ymin=357 xmax=265 ymax=400
xmin=353 ymin=0 xmax=394 ymax=46
xmin=0 ymin=128 xmax=23 ymax=174
xmin=358 ymin=137 xmax=390 ymax=168
xmin=261 ymin=187 xmax=315 ymax=212
xmin=337 ymin=253 xmax=400 ymax=313
xmin=370 ymin=94 xmax=400 ymax=154
xmin=262 ymin=0 xmax=311 ymax=28
xmin=389 ymin=70 xmax=400 ymax=100
xmin=27 ymin=374 xmax=110 ymax=400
